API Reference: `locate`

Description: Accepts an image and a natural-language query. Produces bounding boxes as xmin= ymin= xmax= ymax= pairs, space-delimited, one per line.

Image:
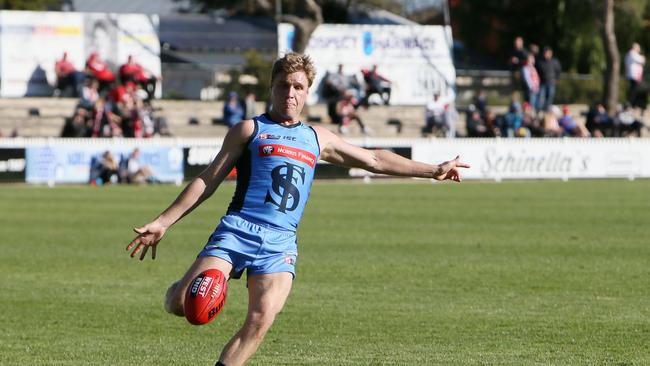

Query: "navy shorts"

xmin=198 ymin=214 xmax=298 ymax=279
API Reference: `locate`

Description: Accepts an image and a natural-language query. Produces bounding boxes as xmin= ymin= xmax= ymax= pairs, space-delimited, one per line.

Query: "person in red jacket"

xmin=54 ymin=52 xmax=84 ymax=97
xmin=119 ymin=55 xmax=158 ymax=100
xmin=85 ymin=52 xmax=115 ymax=93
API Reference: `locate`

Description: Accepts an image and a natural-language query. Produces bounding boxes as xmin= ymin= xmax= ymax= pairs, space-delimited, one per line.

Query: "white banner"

xmin=278 ymin=23 xmax=455 ymax=106
xmin=413 ymin=138 xmax=650 ymax=180
xmin=0 ymin=10 xmax=161 ymax=97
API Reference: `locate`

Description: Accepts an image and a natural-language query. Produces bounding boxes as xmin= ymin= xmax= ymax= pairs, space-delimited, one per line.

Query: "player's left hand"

xmin=125 ymin=221 xmax=167 ymax=260
xmin=434 ymin=156 xmax=470 ymax=182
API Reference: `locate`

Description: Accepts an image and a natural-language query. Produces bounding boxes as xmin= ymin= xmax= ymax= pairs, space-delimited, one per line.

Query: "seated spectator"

xmin=222 ymin=91 xmax=244 ymax=128
xmin=522 ymin=102 xmax=545 ymax=137
xmin=335 ymin=90 xmax=368 ymax=135
xmin=474 ymin=90 xmax=488 ymax=117
xmin=60 ymin=108 xmax=89 ymax=138
xmin=77 ymin=78 xmax=100 ymax=111
xmin=558 ymin=105 xmax=589 ymax=137
xmin=466 ymin=109 xmax=495 ymax=137
xmin=121 ymin=148 xmax=155 ymax=184
xmin=503 ymin=101 xmax=524 ymax=137
xmin=96 ymin=150 xmax=119 ymax=184
xmin=615 ymin=103 xmax=644 ymax=137
xmin=119 ymin=55 xmax=158 ymax=100
xmin=89 ymin=98 xmax=123 ymax=138
xmin=54 ymin=52 xmax=84 ymax=97
xmin=585 ymin=103 xmax=614 ymax=137
xmin=108 ymin=81 xmax=144 ymax=137
xmin=541 ymin=106 xmax=563 ymax=137
xmin=360 ymin=65 xmax=391 ymax=106
xmin=85 ymin=52 xmax=115 ymax=93
xmin=422 ymin=93 xmax=448 ymax=136
xmin=322 ymin=64 xmax=349 ymax=124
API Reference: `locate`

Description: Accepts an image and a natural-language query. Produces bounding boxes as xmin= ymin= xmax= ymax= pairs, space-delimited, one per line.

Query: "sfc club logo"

xmin=262 ymin=145 xmax=274 ymax=155
xmin=265 ymin=162 xmax=305 ymax=213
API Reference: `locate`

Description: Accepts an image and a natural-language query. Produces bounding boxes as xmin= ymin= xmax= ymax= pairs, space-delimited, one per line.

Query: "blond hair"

xmin=271 ymin=52 xmax=316 ymax=87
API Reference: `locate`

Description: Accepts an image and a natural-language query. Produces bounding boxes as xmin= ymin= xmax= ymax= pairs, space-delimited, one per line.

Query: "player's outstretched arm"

xmin=312 ymin=126 xmax=469 ymax=181
xmin=126 ymin=120 xmax=255 ymax=260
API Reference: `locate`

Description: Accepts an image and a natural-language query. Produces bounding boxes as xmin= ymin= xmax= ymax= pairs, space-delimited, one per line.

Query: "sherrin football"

xmin=184 ymin=269 xmax=227 ymax=325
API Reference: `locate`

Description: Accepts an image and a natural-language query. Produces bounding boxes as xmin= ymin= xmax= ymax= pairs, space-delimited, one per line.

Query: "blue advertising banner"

xmin=26 ymin=145 xmax=183 ymax=184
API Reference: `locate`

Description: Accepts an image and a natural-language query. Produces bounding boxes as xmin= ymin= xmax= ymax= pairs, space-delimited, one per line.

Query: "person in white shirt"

xmin=624 ymin=43 xmax=646 ymax=107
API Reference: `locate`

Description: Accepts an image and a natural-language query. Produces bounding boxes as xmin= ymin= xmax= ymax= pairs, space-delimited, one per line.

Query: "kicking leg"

xmin=164 ymin=256 xmax=233 ymax=316
xmin=217 ymin=272 xmax=293 ymax=366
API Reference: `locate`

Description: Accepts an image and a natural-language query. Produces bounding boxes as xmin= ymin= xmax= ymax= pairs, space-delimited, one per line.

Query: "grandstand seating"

xmin=0 ymin=97 xmax=646 ymax=138
xmin=0 ymin=97 xmax=433 ymax=138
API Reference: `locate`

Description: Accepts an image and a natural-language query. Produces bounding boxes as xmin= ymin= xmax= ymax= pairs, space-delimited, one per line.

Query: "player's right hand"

xmin=126 ymin=221 xmax=167 ymax=260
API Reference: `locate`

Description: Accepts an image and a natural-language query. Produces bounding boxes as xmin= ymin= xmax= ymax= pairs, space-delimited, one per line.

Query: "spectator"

xmin=521 ymin=102 xmax=544 ymax=137
xmin=85 ymin=52 xmax=115 ymax=94
xmin=60 ymin=109 xmax=89 ymax=137
xmin=119 ymin=55 xmax=158 ymax=100
xmin=89 ymin=98 xmax=123 ymax=138
xmin=529 ymin=43 xmax=540 ymax=64
xmin=322 ymin=64 xmax=349 ymax=123
xmin=77 ymin=78 xmax=100 ymax=111
xmin=537 ymin=47 xmax=561 ymax=111
xmin=521 ymin=54 xmax=540 ymax=112
xmin=624 ymin=43 xmax=646 ymax=108
xmin=474 ymin=90 xmax=488 ymax=117
xmin=466 ymin=109 xmax=495 ymax=137
xmin=509 ymin=36 xmax=528 ymax=92
xmin=96 ymin=150 xmax=119 ymax=184
xmin=335 ymin=90 xmax=368 ymax=135
xmin=503 ymin=100 xmax=524 ymax=137
xmin=108 ymin=81 xmax=142 ymax=137
xmin=585 ymin=103 xmax=614 ymax=137
xmin=360 ymin=65 xmax=391 ymax=106
xmin=122 ymin=148 xmax=155 ymax=184
xmin=422 ymin=93 xmax=448 ymax=136
xmin=54 ymin=52 xmax=84 ymax=97
xmin=558 ymin=105 xmax=589 ymax=137
xmin=484 ymin=110 xmax=501 ymax=137
xmin=222 ymin=91 xmax=244 ymax=128
xmin=243 ymin=91 xmax=257 ymax=120
xmin=615 ymin=103 xmax=643 ymax=137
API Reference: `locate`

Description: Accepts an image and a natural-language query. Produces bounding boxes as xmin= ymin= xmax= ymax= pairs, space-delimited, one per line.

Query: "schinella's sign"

xmin=414 ymin=139 xmax=649 ymax=180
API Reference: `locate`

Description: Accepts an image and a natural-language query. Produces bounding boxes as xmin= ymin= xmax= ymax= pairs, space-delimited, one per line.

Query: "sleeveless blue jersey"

xmin=226 ymin=114 xmax=320 ymax=231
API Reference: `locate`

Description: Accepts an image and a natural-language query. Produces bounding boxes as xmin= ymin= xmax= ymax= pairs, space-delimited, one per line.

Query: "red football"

xmin=184 ymin=269 xmax=227 ymax=325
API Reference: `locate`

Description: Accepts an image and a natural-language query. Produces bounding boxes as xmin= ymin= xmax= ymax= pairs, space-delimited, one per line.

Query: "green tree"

xmin=0 ymin=0 xmax=62 ymax=10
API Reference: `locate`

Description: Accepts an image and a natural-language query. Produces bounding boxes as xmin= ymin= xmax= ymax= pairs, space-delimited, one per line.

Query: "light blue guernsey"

xmin=226 ymin=114 xmax=320 ymax=231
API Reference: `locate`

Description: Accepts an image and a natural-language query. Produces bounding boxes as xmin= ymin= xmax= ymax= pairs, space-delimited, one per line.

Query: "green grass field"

xmin=1 ymin=180 xmax=649 ymax=365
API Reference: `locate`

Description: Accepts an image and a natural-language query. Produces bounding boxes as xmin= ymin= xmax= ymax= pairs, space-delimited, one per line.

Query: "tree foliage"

xmin=450 ymin=0 xmax=650 ymax=75
xmin=0 ymin=0 xmax=62 ymax=10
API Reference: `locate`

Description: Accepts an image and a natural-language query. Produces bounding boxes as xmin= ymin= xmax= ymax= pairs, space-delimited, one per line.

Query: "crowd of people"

xmin=89 ymin=148 xmax=155 ymax=185
xmin=53 ymin=38 xmax=648 ymax=140
xmin=320 ymin=63 xmax=391 ymax=134
xmin=453 ymin=36 xmax=647 ymax=138
xmin=58 ymin=52 xmax=170 ymax=138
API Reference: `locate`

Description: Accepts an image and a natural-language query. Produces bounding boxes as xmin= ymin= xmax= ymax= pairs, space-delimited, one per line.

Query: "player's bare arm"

xmin=126 ymin=119 xmax=255 ymax=260
xmin=312 ymin=125 xmax=469 ymax=181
